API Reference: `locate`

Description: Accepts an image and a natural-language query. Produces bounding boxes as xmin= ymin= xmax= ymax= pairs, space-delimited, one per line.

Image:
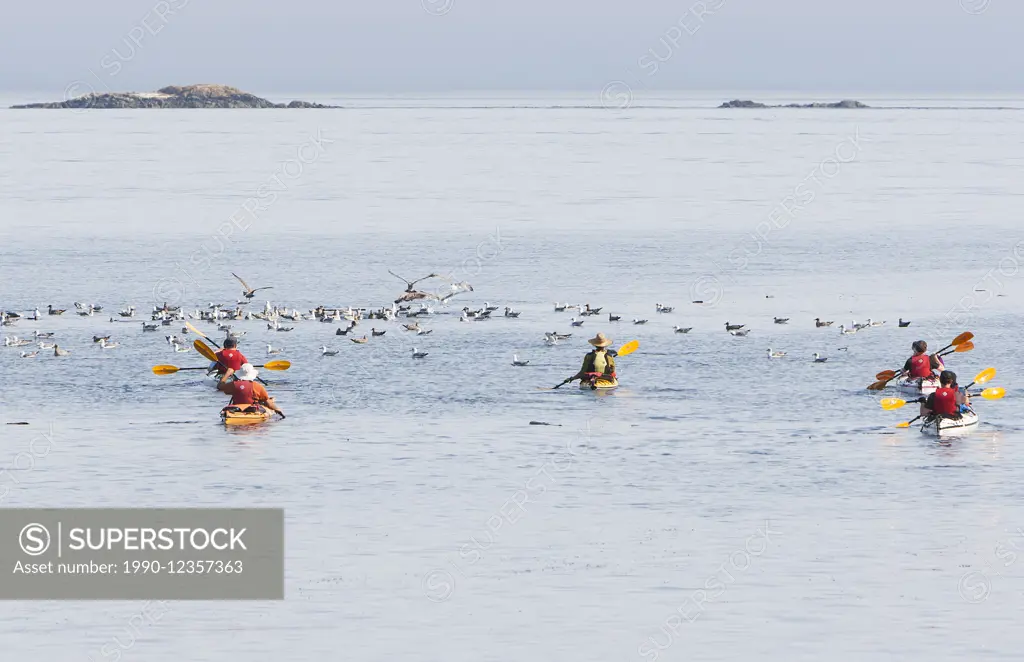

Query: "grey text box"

xmin=0 ymin=508 xmax=283 ymax=599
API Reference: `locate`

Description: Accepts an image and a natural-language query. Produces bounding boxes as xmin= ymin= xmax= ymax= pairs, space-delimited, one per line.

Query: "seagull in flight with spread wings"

xmin=232 ymin=273 xmax=274 ymax=299
xmin=389 ymin=270 xmax=473 ymax=304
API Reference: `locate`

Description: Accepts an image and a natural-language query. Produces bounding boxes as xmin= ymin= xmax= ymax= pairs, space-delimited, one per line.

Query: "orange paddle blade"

xmin=617 ymin=340 xmax=639 ymax=357
xmin=979 ymin=386 xmax=1005 ymax=400
xmin=880 ymin=397 xmax=907 ymax=410
xmin=193 ymin=339 xmax=218 ymax=363
xmin=867 ymin=378 xmax=893 ymax=391
xmin=951 ymin=331 xmax=974 ymax=346
xmin=954 ymin=341 xmax=974 ymax=352
xmin=972 ymin=367 xmax=996 ymax=386
xmin=876 ymin=370 xmax=897 ymax=380
xmin=152 ymin=365 xmax=179 ymax=375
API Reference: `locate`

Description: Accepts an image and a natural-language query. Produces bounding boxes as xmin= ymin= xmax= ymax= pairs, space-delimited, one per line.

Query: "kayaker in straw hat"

xmin=217 ymin=363 xmax=285 ymax=419
xmin=571 ymin=332 xmax=616 ymax=387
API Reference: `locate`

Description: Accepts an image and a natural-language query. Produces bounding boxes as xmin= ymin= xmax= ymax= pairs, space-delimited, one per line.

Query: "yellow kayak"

xmin=580 ymin=377 xmax=618 ymax=390
xmin=220 ymin=405 xmax=272 ymax=426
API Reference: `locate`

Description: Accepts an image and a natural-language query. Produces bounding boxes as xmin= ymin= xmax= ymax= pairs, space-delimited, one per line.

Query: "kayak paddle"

xmin=882 ymin=386 xmax=1003 ymax=412
xmin=895 ymin=416 xmax=922 ymax=429
xmin=542 ymin=340 xmax=639 ymax=390
xmin=936 ymin=331 xmax=974 ymax=355
xmin=185 ymin=320 xmax=221 ymax=348
xmin=964 ymin=367 xmax=996 ymax=390
xmin=193 ymin=338 xmax=220 ymax=363
xmin=153 ymin=360 xmax=290 ymax=376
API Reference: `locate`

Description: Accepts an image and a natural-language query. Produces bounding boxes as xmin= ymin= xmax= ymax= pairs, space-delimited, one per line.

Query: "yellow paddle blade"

xmin=880 ymin=397 xmax=907 ymax=410
xmin=896 ymin=421 xmax=911 ymax=428
xmin=193 ymin=339 xmax=219 ymax=363
xmin=954 ymin=341 xmax=975 ymax=352
xmin=263 ymin=360 xmax=291 ymax=371
xmin=973 ymin=367 xmax=996 ymax=386
xmin=152 ymin=365 xmax=180 ymax=375
xmin=980 ymin=386 xmax=1005 ymax=400
xmin=617 ymin=340 xmax=639 ymax=357
xmin=184 ymin=320 xmax=210 ymax=340
xmin=951 ymin=331 xmax=974 ymax=346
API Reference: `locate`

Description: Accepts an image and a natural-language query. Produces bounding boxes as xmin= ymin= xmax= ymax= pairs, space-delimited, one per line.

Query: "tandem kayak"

xmin=220 ymin=405 xmax=272 ymax=426
xmin=897 ymin=377 xmax=939 ymax=399
xmin=581 ymin=377 xmax=619 ymax=390
xmin=921 ymin=409 xmax=979 ymax=438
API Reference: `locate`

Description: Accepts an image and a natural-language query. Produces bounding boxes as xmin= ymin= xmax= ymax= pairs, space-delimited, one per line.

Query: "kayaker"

xmin=571 ymin=333 xmax=616 ymax=387
xmin=919 ymin=370 xmax=969 ymax=419
xmin=211 ymin=336 xmax=248 ymax=378
xmin=217 ymin=363 xmax=285 ymax=419
xmin=900 ymin=340 xmax=944 ymax=381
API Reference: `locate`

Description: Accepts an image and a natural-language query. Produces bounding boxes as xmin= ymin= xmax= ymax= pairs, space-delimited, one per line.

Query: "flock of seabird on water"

xmin=2 ymin=272 xmax=915 ymax=366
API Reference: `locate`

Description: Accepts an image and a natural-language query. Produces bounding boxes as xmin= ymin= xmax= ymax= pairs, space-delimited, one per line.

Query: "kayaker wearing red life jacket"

xmin=212 ymin=336 xmax=247 ymax=379
xmin=920 ymin=370 xmax=969 ymax=419
xmin=572 ymin=333 xmax=616 ymax=386
xmin=901 ymin=340 xmax=944 ymax=380
xmin=217 ymin=363 xmax=285 ymax=418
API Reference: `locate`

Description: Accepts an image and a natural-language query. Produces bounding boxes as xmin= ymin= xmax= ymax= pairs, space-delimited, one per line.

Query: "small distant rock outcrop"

xmin=11 ymin=84 xmax=339 ymax=109
xmin=719 ymin=99 xmax=869 ymax=109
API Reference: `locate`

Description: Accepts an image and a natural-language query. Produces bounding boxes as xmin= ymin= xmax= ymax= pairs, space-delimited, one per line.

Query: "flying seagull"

xmin=389 ymin=270 xmax=473 ymax=304
xmin=232 ymin=273 xmax=273 ymax=299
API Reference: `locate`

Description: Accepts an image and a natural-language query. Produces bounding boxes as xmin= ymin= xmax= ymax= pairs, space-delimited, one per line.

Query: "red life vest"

xmin=909 ymin=353 xmax=933 ymax=378
xmin=228 ymin=381 xmax=256 ymax=405
xmin=215 ymin=349 xmax=247 ymax=373
xmin=932 ymin=387 xmax=958 ymax=416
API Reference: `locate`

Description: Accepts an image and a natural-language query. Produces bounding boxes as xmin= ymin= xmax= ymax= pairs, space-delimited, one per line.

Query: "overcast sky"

xmin=1 ymin=0 xmax=1021 ymax=94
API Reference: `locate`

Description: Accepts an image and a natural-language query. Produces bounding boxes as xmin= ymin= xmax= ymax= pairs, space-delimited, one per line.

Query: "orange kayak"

xmin=220 ymin=405 xmax=272 ymax=426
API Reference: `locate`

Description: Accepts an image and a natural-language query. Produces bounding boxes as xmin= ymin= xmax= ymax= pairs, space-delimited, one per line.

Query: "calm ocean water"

xmin=2 ymin=93 xmax=1024 ymax=660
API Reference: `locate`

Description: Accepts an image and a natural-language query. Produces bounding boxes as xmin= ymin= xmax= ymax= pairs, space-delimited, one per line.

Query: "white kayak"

xmin=921 ymin=409 xmax=979 ymax=438
xmin=897 ymin=377 xmax=939 ymax=399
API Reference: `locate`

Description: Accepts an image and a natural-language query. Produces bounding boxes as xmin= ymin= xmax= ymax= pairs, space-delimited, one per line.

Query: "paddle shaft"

xmin=159 ymin=362 xmax=288 ymax=374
